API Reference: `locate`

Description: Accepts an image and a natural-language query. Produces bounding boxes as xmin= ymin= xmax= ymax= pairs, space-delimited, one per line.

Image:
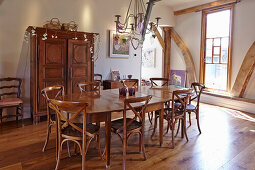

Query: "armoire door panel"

xmin=73 ymin=45 xmax=88 ymax=63
xmin=45 ymin=68 xmax=63 ymax=78
xmin=38 ymin=38 xmax=67 ymax=112
xmin=45 ymin=43 xmax=63 ymax=64
xmin=72 ymin=66 xmax=88 ymax=77
xmin=68 ymin=40 xmax=92 ymax=94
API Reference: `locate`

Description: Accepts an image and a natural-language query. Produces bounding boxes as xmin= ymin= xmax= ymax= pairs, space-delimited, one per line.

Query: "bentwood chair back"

xmin=50 ymin=99 xmax=102 ymax=170
xmin=41 ymin=85 xmax=65 ymax=152
xmin=148 ymin=78 xmax=169 ymax=125
xmin=150 ymin=78 xmax=169 ymax=87
xmin=121 ymin=79 xmax=139 ymax=88
xmin=0 ymin=77 xmax=23 ymax=124
xmin=94 ymin=74 xmax=102 ymax=83
xmin=78 ymin=81 xmax=101 ymax=95
xmin=187 ymin=82 xmax=205 ymax=133
xmin=111 ymin=95 xmax=152 ymax=169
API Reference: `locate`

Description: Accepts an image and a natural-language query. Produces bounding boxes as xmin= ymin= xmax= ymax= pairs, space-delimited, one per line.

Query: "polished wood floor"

xmin=0 ymin=103 xmax=255 ymax=170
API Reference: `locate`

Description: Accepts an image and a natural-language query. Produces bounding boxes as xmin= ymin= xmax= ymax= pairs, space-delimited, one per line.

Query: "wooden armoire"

xmin=27 ymin=26 xmax=98 ymax=123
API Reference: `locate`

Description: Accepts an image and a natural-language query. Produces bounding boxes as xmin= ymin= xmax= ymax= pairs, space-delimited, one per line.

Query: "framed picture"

xmin=110 ymin=31 xmax=130 ymax=58
xmin=111 ymin=71 xmax=120 ymax=81
xmin=169 ymin=70 xmax=186 ymax=87
xmin=142 ymin=48 xmax=156 ymax=68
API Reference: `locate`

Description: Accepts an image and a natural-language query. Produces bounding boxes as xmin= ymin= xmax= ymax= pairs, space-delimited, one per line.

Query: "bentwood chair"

xmin=148 ymin=78 xmax=169 ymax=124
xmin=94 ymin=74 xmax=102 ymax=83
xmin=50 ymin=99 xmax=103 ymax=170
xmin=111 ymin=95 xmax=152 ymax=169
xmin=0 ymin=78 xmax=23 ymax=124
xmin=187 ymin=82 xmax=205 ymax=133
xmin=121 ymin=79 xmax=139 ymax=88
xmin=153 ymin=89 xmax=192 ymax=148
xmin=41 ymin=85 xmax=65 ymax=152
xmin=78 ymin=81 xmax=101 ymax=95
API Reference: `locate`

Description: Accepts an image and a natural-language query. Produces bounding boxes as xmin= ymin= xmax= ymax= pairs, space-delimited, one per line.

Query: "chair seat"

xmin=111 ymin=118 xmax=142 ymax=132
xmin=186 ymin=104 xmax=196 ymax=111
xmin=174 ymin=103 xmax=196 ymax=111
xmin=62 ymin=123 xmax=100 ymax=137
xmin=164 ymin=108 xmax=185 ymax=119
xmin=0 ymin=98 xmax=23 ymax=107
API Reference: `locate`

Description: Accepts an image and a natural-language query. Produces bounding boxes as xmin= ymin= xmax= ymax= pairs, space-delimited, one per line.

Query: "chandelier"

xmin=114 ymin=0 xmax=161 ymax=49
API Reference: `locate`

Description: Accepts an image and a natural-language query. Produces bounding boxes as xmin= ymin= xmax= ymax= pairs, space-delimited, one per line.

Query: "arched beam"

xmin=231 ymin=41 xmax=255 ymax=97
xmin=151 ymin=24 xmax=165 ymax=52
xmin=171 ymin=28 xmax=197 ymax=85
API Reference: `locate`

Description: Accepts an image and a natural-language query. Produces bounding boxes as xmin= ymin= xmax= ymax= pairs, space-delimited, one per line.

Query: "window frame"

xmin=199 ymin=4 xmax=234 ymax=92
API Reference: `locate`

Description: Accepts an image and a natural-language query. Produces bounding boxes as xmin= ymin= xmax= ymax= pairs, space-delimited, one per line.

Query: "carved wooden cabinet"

xmin=27 ymin=26 xmax=97 ymax=122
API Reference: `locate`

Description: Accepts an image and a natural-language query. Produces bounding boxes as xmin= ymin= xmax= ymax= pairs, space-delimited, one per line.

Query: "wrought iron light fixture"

xmin=114 ymin=0 xmax=161 ymax=49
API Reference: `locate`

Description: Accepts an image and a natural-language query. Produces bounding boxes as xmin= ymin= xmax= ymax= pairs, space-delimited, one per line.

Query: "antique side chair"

xmin=0 ymin=77 xmax=23 ymax=124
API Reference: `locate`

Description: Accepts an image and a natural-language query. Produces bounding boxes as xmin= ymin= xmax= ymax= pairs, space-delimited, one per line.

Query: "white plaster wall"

xmin=141 ymin=28 xmax=163 ymax=81
xmin=0 ymin=0 xmax=174 ymax=119
xmin=172 ymin=0 xmax=255 ymax=100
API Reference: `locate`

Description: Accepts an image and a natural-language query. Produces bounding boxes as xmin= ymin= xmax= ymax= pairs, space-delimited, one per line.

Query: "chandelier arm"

xmin=124 ymin=0 xmax=133 ymax=27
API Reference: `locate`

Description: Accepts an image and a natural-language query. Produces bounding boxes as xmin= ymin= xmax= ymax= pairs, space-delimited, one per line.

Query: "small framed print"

xmin=110 ymin=31 xmax=130 ymax=58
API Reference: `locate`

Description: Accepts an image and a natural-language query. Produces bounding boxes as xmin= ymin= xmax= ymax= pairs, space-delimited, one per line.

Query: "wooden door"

xmin=68 ymin=40 xmax=93 ymax=94
xmin=38 ymin=38 xmax=67 ymax=112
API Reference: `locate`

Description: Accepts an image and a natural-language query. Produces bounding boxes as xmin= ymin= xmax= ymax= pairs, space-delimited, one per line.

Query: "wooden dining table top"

xmin=59 ymin=86 xmax=186 ymax=114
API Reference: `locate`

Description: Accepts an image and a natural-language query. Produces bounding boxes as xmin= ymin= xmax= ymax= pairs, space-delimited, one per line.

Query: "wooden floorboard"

xmin=0 ymin=103 xmax=254 ymax=170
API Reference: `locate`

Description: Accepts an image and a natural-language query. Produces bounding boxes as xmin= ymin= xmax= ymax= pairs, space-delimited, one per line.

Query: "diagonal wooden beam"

xmin=151 ymin=24 xmax=165 ymax=52
xmin=171 ymin=28 xmax=197 ymax=85
xmin=231 ymin=41 xmax=255 ymax=97
xmin=174 ymin=0 xmax=241 ymax=16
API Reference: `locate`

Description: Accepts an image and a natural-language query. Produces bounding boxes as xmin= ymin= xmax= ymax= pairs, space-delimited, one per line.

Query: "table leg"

xmin=105 ymin=112 xmax=111 ymax=168
xmin=159 ymin=103 xmax=164 ymax=146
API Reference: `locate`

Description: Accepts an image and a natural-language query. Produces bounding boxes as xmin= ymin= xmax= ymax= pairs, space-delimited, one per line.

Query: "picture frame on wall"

xmin=109 ymin=30 xmax=130 ymax=58
xmin=169 ymin=70 xmax=186 ymax=87
xmin=142 ymin=48 xmax=156 ymax=68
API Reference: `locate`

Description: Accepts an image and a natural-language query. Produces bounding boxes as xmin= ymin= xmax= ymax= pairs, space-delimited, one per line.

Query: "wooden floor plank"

xmin=0 ymin=162 xmax=22 ymax=170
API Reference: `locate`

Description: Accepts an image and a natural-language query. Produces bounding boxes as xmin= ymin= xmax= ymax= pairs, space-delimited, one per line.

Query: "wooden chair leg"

xmin=96 ymin=134 xmax=104 ymax=160
xmin=141 ymin=132 xmax=146 ymax=160
xmin=181 ymin=119 xmax=184 ymax=138
xmin=151 ymin=115 xmax=158 ymax=137
xmin=123 ymin=121 xmax=127 ymax=170
xmin=42 ymin=122 xmax=51 ymax=152
xmin=148 ymin=112 xmax=153 ymax=125
xmin=20 ymin=103 xmax=24 ymax=125
xmin=56 ymin=123 xmax=59 ymax=161
xmin=55 ymin=139 xmax=62 ymax=170
xmin=67 ymin=141 xmax=71 ymax=157
xmin=166 ymin=121 xmax=170 ymax=134
xmin=183 ymin=117 xmax=189 ymax=142
xmin=0 ymin=108 xmax=2 ymax=125
xmin=196 ymin=111 xmax=202 ymax=134
xmin=189 ymin=112 xmax=192 ymax=126
xmin=139 ymin=133 xmax=142 ymax=153
xmin=16 ymin=107 xmax=19 ymax=122
xmin=171 ymin=121 xmax=175 ymax=149
xmin=175 ymin=119 xmax=181 ymax=137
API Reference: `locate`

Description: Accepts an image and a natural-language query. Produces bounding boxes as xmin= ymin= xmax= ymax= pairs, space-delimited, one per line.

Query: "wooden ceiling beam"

xmin=174 ymin=0 xmax=241 ymax=16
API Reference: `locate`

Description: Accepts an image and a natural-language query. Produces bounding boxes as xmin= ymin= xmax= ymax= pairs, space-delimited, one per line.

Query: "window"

xmin=200 ymin=5 xmax=233 ymax=92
